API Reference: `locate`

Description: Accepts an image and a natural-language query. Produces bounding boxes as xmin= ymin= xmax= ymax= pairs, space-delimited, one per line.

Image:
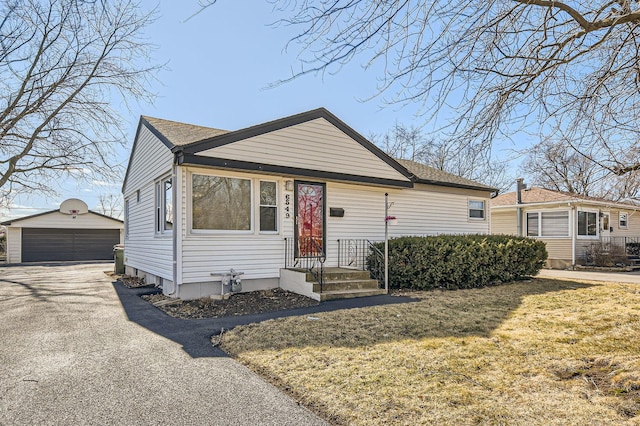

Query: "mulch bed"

xmin=141 ymin=288 xmax=320 ymax=319
xmin=112 ymin=272 xmax=153 ymax=288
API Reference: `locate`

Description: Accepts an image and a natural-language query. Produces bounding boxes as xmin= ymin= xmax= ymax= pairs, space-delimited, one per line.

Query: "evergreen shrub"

xmin=368 ymin=235 xmax=547 ymax=290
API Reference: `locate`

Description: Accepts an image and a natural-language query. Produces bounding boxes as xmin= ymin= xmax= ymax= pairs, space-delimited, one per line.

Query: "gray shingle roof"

xmin=396 ymin=159 xmax=496 ymax=191
xmin=142 ymin=116 xmax=228 ymax=146
xmin=492 ymin=187 xmax=640 ymax=209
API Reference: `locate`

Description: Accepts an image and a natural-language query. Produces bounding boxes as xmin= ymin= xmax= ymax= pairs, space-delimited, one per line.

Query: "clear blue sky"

xmin=1 ymin=1 xmax=516 ymax=221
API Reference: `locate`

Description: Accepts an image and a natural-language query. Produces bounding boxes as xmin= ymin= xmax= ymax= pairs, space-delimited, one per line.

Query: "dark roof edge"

xmin=1 ymin=209 xmax=58 ymax=225
xmin=178 ymin=153 xmax=414 ymax=188
xmin=122 ymin=117 xmax=174 ymax=193
xmin=178 ymin=107 xmax=414 ymax=181
xmin=1 ymin=209 xmax=123 ymax=226
xmin=414 ymin=178 xmax=497 ymax=192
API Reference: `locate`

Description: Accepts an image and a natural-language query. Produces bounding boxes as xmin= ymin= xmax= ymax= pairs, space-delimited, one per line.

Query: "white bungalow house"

xmin=122 ymin=108 xmax=495 ymax=300
xmin=491 ymin=186 xmax=640 ymax=268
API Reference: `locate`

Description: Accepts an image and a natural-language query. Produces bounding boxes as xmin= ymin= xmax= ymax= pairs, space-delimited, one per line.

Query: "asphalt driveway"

xmin=0 ymin=263 xmax=328 ymax=425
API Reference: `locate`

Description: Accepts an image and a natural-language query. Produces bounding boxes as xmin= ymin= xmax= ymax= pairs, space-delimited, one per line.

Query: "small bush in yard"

xmin=368 ymin=235 xmax=547 ymax=290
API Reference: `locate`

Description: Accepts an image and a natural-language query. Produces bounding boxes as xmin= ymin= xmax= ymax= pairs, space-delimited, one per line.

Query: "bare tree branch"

xmin=0 ymin=0 xmax=162 ymax=204
xmin=199 ymin=0 xmax=640 ymax=176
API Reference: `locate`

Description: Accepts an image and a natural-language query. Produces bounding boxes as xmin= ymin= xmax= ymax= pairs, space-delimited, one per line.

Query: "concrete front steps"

xmin=627 ymin=255 xmax=640 ymax=270
xmin=279 ymin=267 xmax=384 ymax=301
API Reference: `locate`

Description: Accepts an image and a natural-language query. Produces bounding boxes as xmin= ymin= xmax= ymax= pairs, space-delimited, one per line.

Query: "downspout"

xmin=516 ymin=178 xmax=526 ymax=237
xmin=169 ymin=151 xmax=180 ymax=296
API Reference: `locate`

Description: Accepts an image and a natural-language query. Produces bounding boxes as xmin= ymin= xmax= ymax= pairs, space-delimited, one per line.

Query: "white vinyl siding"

xmin=124 ymin=199 xmax=130 ymax=238
xmin=197 ymin=118 xmax=410 ymax=182
xmin=179 ymin=167 xmax=491 ymax=284
xmin=122 ymin=125 xmax=174 ymax=281
xmin=6 ymin=227 xmax=21 ymax=263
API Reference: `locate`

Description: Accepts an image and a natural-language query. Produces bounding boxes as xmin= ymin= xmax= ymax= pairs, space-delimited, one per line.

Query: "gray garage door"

xmin=21 ymin=228 xmax=120 ymax=262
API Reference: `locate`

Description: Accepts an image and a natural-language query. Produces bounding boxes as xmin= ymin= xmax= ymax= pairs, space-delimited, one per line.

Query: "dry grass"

xmin=220 ymin=279 xmax=640 ymax=425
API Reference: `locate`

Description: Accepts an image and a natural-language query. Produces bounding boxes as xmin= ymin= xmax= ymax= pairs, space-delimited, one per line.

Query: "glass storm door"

xmin=295 ymin=181 xmax=326 ymax=258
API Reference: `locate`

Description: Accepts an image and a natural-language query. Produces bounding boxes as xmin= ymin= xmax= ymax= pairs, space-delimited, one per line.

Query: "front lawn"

xmin=220 ymin=279 xmax=640 ymax=425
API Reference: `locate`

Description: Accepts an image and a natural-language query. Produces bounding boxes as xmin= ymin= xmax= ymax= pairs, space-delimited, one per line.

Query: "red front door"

xmin=295 ymin=181 xmax=325 ymax=258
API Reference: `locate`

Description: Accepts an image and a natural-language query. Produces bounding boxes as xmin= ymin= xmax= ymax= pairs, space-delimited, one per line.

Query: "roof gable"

xmin=180 ymin=108 xmax=411 ymax=179
xmin=1 ymin=209 xmax=123 ymax=226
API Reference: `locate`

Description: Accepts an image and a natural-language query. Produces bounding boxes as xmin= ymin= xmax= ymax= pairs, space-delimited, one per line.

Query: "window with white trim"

xmin=192 ymin=174 xmax=252 ymax=231
xmin=259 ymin=181 xmax=277 ymax=232
xmin=620 ymin=212 xmax=628 ymax=229
xmin=526 ymin=210 xmax=569 ymax=237
xmin=577 ymin=210 xmax=597 ymax=237
xmin=155 ymin=176 xmax=173 ymax=234
xmin=468 ymin=200 xmax=485 ymax=219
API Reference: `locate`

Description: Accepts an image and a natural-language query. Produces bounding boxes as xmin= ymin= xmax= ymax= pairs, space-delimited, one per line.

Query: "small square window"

xmin=620 ymin=212 xmax=628 ymax=229
xmin=469 ymin=200 xmax=485 ymax=219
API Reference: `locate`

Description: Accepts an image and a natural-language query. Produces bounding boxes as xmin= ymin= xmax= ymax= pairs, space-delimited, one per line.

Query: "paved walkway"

xmin=537 ymin=268 xmax=640 ymax=283
xmin=0 ymin=263 xmax=329 ymax=425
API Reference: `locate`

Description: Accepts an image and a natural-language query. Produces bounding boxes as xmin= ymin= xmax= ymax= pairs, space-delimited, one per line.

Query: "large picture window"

xmin=526 ymin=210 xmax=569 ymax=237
xmin=577 ymin=210 xmax=598 ymax=237
xmin=192 ymin=175 xmax=251 ymax=231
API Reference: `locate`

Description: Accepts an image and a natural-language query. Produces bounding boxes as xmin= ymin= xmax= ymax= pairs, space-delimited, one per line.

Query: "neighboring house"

xmin=122 ymin=108 xmax=495 ymax=300
xmin=1 ymin=199 xmax=124 ymax=263
xmin=491 ymin=186 xmax=640 ymax=268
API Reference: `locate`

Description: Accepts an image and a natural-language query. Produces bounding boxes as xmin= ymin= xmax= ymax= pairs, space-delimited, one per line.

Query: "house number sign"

xmin=284 ymin=193 xmax=291 ymax=219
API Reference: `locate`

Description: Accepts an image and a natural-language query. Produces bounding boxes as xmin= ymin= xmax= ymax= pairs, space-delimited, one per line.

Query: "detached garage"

xmin=1 ymin=199 xmax=123 ymax=264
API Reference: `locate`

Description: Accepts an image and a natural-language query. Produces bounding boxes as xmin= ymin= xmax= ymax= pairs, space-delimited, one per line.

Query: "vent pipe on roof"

xmin=516 ymin=178 xmax=527 ymax=204
xmin=516 ymin=178 xmax=527 ymax=237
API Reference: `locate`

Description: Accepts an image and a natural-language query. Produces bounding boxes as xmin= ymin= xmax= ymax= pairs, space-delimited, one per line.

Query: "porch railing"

xmin=337 ymin=239 xmax=385 ymax=287
xmin=583 ymin=236 xmax=640 ymax=265
xmin=594 ymin=236 xmax=640 ymax=256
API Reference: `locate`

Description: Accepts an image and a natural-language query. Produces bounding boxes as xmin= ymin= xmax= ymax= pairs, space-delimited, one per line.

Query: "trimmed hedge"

xmin=368 ymin=235 xmax=547 ymax=290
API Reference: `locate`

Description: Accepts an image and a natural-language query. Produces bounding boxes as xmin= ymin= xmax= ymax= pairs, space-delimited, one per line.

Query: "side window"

xmin=155 ymin=176 xmax=173 ymax=234
xmin=620 ymin=212 xmax=628 ymax=229
xmin=577 ymin=210 xmax=597 ymax=236
xmin=468 ymin=200 xmax=485 ymax=220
